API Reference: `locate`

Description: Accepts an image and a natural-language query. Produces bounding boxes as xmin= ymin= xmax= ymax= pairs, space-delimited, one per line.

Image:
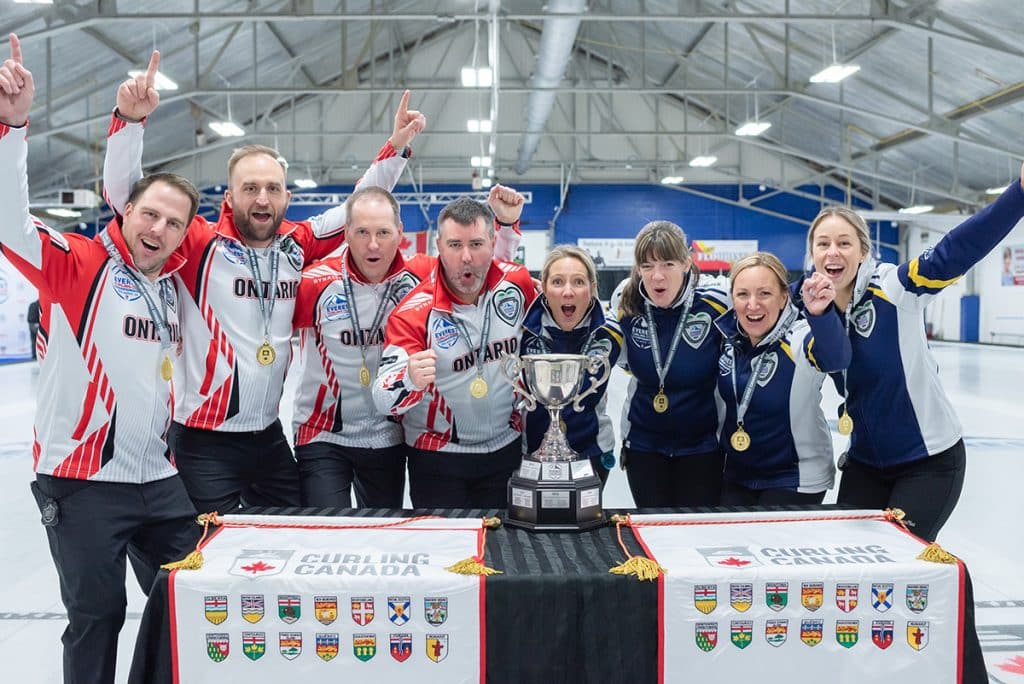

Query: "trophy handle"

xmin=571 ymin=353 xmax=611 ymax=412
xmin=499 ymin=353 xmax=538 ymax=411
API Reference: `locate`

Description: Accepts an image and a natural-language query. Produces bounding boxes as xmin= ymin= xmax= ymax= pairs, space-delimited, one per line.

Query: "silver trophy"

xmin=500 ymin=352 xmax=611 ymax=531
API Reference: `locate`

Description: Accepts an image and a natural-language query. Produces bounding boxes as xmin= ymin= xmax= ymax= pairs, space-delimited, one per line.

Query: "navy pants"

xmin=623 ymin=447 xmax=724 ymax=508
xmin=720 ymin=480 xmax=826 ymax=506
xmin=407 ymin=440 xmax=521 ymax=508
xmin=296 ymin=442 xmax=407 ymax=508
xmin=32 ymin=474 xmax=199 ymax=684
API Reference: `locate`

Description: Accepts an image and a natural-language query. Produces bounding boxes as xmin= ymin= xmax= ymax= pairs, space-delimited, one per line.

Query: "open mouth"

xmin=560 ymin=304 xmax=577 ymax=319
xmin=745 ymin=312 xmax=766 ymax=323
xmin=140 ymin=238 xmax=160 ymax=254
xmin=824 ymin=264 xmax=844 ymax=278
xmin=250 ymin=211 xmax=273 ymax=224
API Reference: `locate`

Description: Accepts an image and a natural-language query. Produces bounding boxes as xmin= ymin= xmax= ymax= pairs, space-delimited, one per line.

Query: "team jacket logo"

xmin=730 ymin=620 xmax=753 ymax=649
xmin=871 ymin=583 xmax=893 ymax=612
xmin=523 ymin=337 xmax=545 ymax=355
xmin=242 ymin=631 xmax=266 ymax=661
xmin=697 ymin=546 xmax=760 ymax=569
xmin=630 ymin=317 xmax=651 ymax=349
xmin=228 ymin=549 xmax=293 ymax=578
xmin=204 ymin=595 xmax=228 ymax=625
xmin=111 ymin=265 xmax=141 ymax=302
xmin=907 ymin=621 xmax=929 ymax=650
xmin=852 ymin=301 xmax=876 ymax=337
xmin=719 ymin=345 xmax=734 ymax=376
xmin=278 ymin=594 xmax=301 ymax=624
xmin=279 ymin=632 xmax=302 ymax=660
xmin=906 ymin=584 xmax=929 ymax=613
xmin=801 ymin=619 xmax=823 ymax=647
xmin=351 ymin=597 xmax=375 ymax=626
xmin=353 ymin=634 xmax=377 ymax=662
xmin=397 ymin=291 xmax=433 ymax=314
xmin=493 ymin=285 xmax=524 ymax=326
xmin=316 ymin=633 xmax=340 ymax=661
xmin=321 ymin=292 xmax=351 ymax=321
xmin=683 ymin=312 xmax=712 ymax=349
xmin=390 ymin=633 xmax=412 ymax=662
xmin=871 ymin=620 xmax=894 ymax=649
xmin=424 ymin=596 xmax=448 ymax=626
xmin=730 ymin=583 xmax=753 ymax=612
xmin=755 ymin=352 xmax=778 ymax=387
xmin=206 ymin=633 xmax=230 ymax=662
xmin=432 ymin=318 xmax=460 ymax=349
xmin=241 ymin=594 xmax=265 ymax=623
xmin=836 ymin=620 xmax=859 ymax=648
xmin=315 ymin=596 xmax=338 ymax=625
xmin=765 ymin=582 xmax=788 ymax=611
xmin=693 ymin=584 xmax=717 ymax=614
xmin=280 ymin=236 xmax=304 ymax=272
xmin=695 ymin=622 xmax=718 ymax=652
xmin=220 ymin=238 xmax=247 ymax=265
xmin=836 ymin=583 xmax=859 ymax=612
xmin=390 ymin=272 xmax=420 ymax=305
xmin=426 ymin=634 xmax=449 ymax=663
xmin=765 ymin=619 xmax=788 ymax=647
xmin=801 ymin=582 xmax=824 ymax=611
xmin=389 ymin=596 xmax=411 ymax=625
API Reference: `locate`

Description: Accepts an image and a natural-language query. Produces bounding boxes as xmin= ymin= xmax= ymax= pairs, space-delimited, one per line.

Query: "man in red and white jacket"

xmin=292 ymin=185 xmax=524 ymax=508
xmin=103 ymin=53 xmax=425 ymax=514
xmin=373 ymin=192 xmax=535 ymax=507
xmin=0 ymin=36 xmax=200 ymax=684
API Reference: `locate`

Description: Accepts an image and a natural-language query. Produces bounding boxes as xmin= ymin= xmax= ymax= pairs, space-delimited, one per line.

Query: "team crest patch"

xmin=426 ymin=634 xmax=449 ymax=663
xmin=390 ymin=272 xmax=420 ymax=305
xmin=693 ymin=584 xmax=717 ymax=614
xmin=730 ymin=583 xmax=753 ymax=612
xmin=682 ymin=312 xmax=712 ymax=348
xmin=278 ymin=594 xmax=301 ymax=624
xmin=730 ymin=620 xmax=753 ymax=649
xmin=220 ymin=238 xmax=247 ymax=265
xmin=755 ymin=352 xmax=778 ymax=387
xmin=389 ymin=596 xmax=411 ymax=625
xmin=204 ymin=595 xmax=228 ymax=625
xmin=871 ymin=620 xmax=894 ymax=650
xmin=111 ymin=265 xmax=141 ymax=302
xmin=321 ymin=292 xmax=351 ymax=321
xmin=698 ymin=546 xmax=760 ymax=569
xmin=390 ymin=633 xmax=412 ymax=662
xmin=801 ymin=582 xmax=824 ymax=611
xmin=630 ymin=318 xmax=652 ymax=349
xmin=279 ymin=632 xmax=302 ymax=660
xmin=851 ymin=301 xmax=876 ymax=337
xmin=695 ymin=622 xmax=718 ymax=652
xmin=801 ymin=619 xmax=823 ymax=647
xmin=432 ymin=318 xmax=460 ymax=349
xmin=242 ymin=631 xmax=266 ymax=661
xmin=351 ymin=597 xmax=375 ymax=626
xmin=424 ymin=596 xmax=448 ymax=626
xmin=836 ymin=620 xmax=859 ymax=648
xmin=836 ymin=583 xmax=859 ymax=613
xmin=206 ymin=633 xmax=229 ymax=662
xmin=906 ymin=584 xmax=929 ymax=613
xmin=765 ymin=582 xmax=788 ymax=611
xmin=314 ymin=596 xmax=338 ymax=625
xmin=241 ymin=594 xmax=265 ymax=623
xmin=765 ymin=619 xmax=788 ymax=647
xmin=353 ymin=634 xmax=377 ymax=662
xmin=907 ymin=621 xmax=929 ymax=650
xmin=228 ymin=549 xmax=293 ymax=579
xmin=279 ymin=236 xmax=304 ymax=273
xmin=871 ymin=582 xmax=893 ymax=612
xmin=315 ymin=633 xmax=339 ymax=661
xmin=718 ymin=345 xmax=734 ymax=376
xmin=493 ymin=285 xmax=524 ymax=326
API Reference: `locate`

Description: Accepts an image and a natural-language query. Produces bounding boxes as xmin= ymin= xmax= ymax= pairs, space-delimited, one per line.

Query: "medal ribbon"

xmin=341 ymin=253 xmax=396 ymax=372
xmin=450 ymin=297 xmax=492 ymax=381
xmin=244 ymin=238 xmax=280 ymax=344
xmin=100 ymin=231 xmax=173 ymax=358
xmin=643 ymin=276 xmax=697 ymax=391
xmin=730 ymin=304 xmax=800 ymax=429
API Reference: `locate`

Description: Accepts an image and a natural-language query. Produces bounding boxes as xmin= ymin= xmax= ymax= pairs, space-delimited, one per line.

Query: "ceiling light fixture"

xmin=898 ymin=204 xmax=935 ymax=215
xmin=460 ymin=67 xmax=493 ymax=88
xmin=209 ymin=121 xmax=245 ymax=137
xmin=293 ymin=178 xmax=318 ymax=189
xmin=735 ymin=121 xmax=772 ymax=137
xmin=467 ymin=119 xmax=493 ymax=133
xmin=470 ymin=156 xmax=492 ymax=168
xmin=689 ymin=155 xmax=718 ymax=168
xmin=660 ymin=175 xmax=685 ymax=185
xmin=809 ymin=64 xmax=861 ymax=84
xmin=45 ymin=208 xmax=81 ymax=218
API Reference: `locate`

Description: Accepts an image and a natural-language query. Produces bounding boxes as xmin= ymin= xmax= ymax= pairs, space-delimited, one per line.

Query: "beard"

xmin=234 ymin=208 xmax=285 ymax=245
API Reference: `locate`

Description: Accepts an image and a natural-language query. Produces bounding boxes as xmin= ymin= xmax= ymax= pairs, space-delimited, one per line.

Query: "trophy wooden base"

xmin=505 ymin=457 xmax=606 ymax=532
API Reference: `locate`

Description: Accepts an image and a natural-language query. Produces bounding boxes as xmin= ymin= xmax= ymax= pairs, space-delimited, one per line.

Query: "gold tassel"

xmin=445 ymin=557 xmax=503 ymax=576
xmin=160 ymin=550 xmax=204 ymax=571
xmin=916 ymin=543 xmax=958 ymax=564
xmin=608 ymin=556 xmax=665 ymax=581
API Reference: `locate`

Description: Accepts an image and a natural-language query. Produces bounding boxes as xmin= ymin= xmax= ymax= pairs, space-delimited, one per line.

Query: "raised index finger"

xmin=396 ymin=89 xmax=410 ymax=117
xmin=145 ymin=50 xmax=160 ymax=88
xmin=9 ymin=34 xmax=22 ymax=65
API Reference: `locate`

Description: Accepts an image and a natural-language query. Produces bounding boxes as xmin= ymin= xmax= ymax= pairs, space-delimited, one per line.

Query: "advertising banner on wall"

xmin=578 ymin=238 xmax=759 ymax=271
xmin=0 ymin=254 xmax=36 ymax=362
xmin=576 ymin=238 xmax=636 ymax=268
xmin=1001 ymin=244 xmax=1024 ymax=286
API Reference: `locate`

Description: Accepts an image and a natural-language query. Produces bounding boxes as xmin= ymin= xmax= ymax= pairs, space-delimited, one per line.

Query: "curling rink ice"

xmin=0 ymin=340 xmax=1022 ymax=682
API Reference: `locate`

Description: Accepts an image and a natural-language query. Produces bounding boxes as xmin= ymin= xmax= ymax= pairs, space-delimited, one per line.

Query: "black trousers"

xmin=720 ymin=480 xmax=827 ymax=506
xmin=837 ymin=439 xmax=966 ymax=543
xmin=296 ymin=442 xmax=407 ymax=508
xmin=168 ymin=420 xmax=301 ymax=514
xmin=623 ymin=447 xmax=724 ymax=507
xmin=32 ymin=474 xmax=199 ymax=684
xmin=407 ymin=440 xmax=521 ymax=508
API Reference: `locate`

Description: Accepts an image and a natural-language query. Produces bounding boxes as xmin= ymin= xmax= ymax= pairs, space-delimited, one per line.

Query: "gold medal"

xmin=359 ymin=364 xmax=371 ymax=387
xmin=838 ymin=411 xmax=854 ymax=436
xmin=653 ymin=389 xmax=669 ymax=414
xmin=160 ymin=355 xmax=173 ymax=382
xmin=469 ymin=376 xmax=489 ymax=399
xmin=256 ymin=341 xmax=276 ymax=366
xmin=730 ymin=426 xmax=751 ymax=452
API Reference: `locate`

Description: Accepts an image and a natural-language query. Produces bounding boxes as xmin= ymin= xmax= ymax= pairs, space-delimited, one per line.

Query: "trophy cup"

xmin=500 ymin=352 xmax=611 ymax=531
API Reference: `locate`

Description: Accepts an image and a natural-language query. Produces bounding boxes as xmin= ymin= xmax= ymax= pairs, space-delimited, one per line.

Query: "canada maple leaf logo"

xmin=718 ymin=557 xmax=752 ymax=567
xmin=999 ymin=656 xmax=1024 ymax=675
xmin=239 ymin=560 xmax=276 ymax=575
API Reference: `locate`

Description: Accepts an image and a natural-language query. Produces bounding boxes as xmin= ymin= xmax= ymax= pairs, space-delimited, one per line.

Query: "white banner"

xmin=171 ymin=516 xmax=484 ymax=684
xmin=576 ymin=238 xmax=636 ymax=268
xmin=630 ymin=512 xmax=961 ymax=684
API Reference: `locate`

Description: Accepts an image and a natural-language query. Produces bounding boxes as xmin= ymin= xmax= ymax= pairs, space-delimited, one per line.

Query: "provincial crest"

xmin=851 ymin=301 xmax=876 ymax=337
xmin=390 ymin=633 xmax=412 ymax=662
xmin=242 ymin=631 xmax=266 ymax=661
xmin=765 ymin=619 xmax=788 ymax=647
xmin=682 ymin=312 xmax=712 ymax=349
xmin=907 ymin=621 xmax=929 ymax=651
xmin=316 ymin=633 xmax=339 ymax=662
xmin=730 ymin=583 xmax=753 ymax=612
xmin=754 ymin=352 xmax=778 ymax=386
xmin=204 ymin=595 xmax=228 ymax=625
xmin=277 ymin=594 xmax=301 ymax=624
xmin=836 ymin=583 xmax=859 ymax=613
xmin=693 ymin=584 xmax=717 ymax=614
xmin=279 ymin=632 xmax=302 ymax=660
xmin=836 ymin=620 xmax=859 ymax=648
xmin=424 ymin=596 xmax=448 ymax=626
xmin=353 ymin=634 xmax=377 ymax=662
xmin=871 ymin=583 xmax=893 ymax=612
xmin=800 ymin=619 xmax=823 ymax=647
xmin=765 ymin=582 xmax=788 ymax=612
xmin=389 ymin=272 xmax=419 ymax=305
xmin=351 ymin=597 xmax=375 ymax=626
xmin=801 ymin=582 xmax=824 ymax=611
xmin=426 ymin=634 xmax=449 ymax=663
xmin=730 ymin=620 xmax=753 ymax=649
xmin=388 ymin=595 xmax=411 ymax=626
xmin=206 ymin=633 xmax=229 ymax=663
xmin=493 ymin=285 xmax=524 ymax=326
xmin=241 ymin=594 xmax=265 ymax=623
xmin=279 ymin=236 xmax=305 ymax=273
xmin=906 ymin=584 xmax=929 ymax=613
xmin=871 ymin=620 xmax=894 ymax=650
xmin=315 ymin=595 xmax=338 ymax=625
xmin=695 ymin=622 xmax=718 ymax=652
